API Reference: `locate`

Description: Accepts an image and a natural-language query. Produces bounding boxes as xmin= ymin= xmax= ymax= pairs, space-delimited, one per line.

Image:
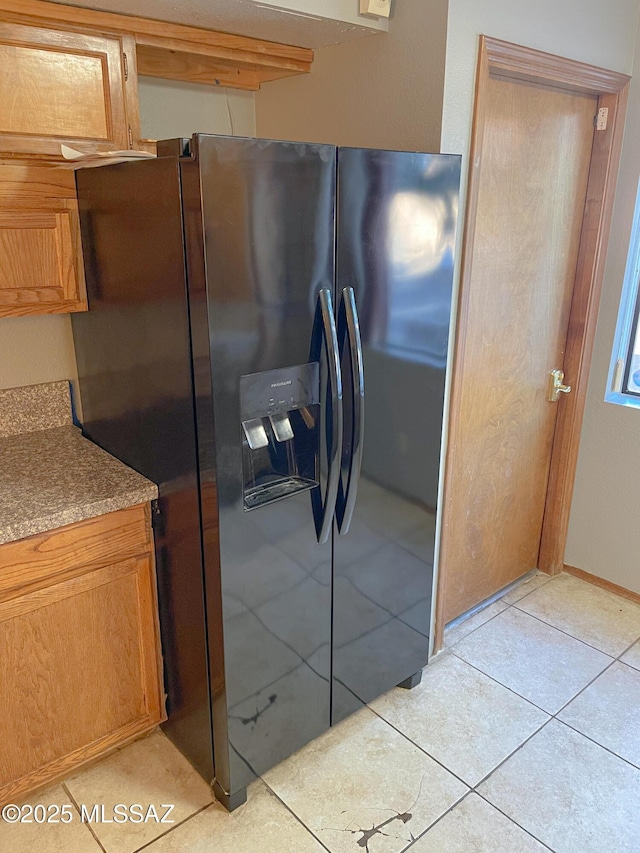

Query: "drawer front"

xmin=0 ymin=504 xmax=152 ymax=600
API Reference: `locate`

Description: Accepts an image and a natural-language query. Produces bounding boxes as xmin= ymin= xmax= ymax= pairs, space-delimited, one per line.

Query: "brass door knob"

xmin=548 ymin=369 xmax=571 ymax=402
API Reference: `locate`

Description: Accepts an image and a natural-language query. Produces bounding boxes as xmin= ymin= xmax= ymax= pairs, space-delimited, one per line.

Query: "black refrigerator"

xmin=71 ymin=134 xmax=461 ymax=810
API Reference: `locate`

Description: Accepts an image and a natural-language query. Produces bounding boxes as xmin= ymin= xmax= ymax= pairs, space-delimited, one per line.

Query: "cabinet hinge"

xmin=594 ymin=107 xmax=608 ymax=131
xmin=123 ymin=52 xmax=129 ymax=81
xmin=151 ymin=499 xmax=164 ymax=535
xmin=128 ymin=124 xmax=133 ymax=149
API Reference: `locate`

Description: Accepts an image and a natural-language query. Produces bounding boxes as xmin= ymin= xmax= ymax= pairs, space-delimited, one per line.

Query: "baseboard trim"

xmin=564 ymin=564 xmax=640 ymax=606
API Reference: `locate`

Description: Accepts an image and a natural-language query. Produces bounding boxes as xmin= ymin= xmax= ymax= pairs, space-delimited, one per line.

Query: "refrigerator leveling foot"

xmin=397 ymin=670 xmax=423 ymax=690
xmin=213 ymin=779 xmax=247 ymax=812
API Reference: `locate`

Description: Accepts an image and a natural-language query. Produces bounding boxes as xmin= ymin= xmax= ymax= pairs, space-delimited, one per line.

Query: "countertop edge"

xmin=0 ymin=485 xmax=158 ymax=546
xmin=0 ymin=424 xmax=159 ymax=547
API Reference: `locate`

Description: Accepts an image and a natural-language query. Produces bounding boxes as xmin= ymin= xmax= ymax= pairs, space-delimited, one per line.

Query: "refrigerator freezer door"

xmin=187 ymin=135 xmax=336 ymax=799
xmin=333 ymin=147 xmax=461 ymax=722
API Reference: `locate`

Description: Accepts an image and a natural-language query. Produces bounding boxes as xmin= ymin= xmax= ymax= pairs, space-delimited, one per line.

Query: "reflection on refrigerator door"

xmin=332 ymin=148 xmax=461 ymax=721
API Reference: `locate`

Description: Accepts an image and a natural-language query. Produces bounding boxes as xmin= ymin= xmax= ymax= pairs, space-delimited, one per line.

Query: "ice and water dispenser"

xmin=240 ymin=363 xmax=320 ymax=511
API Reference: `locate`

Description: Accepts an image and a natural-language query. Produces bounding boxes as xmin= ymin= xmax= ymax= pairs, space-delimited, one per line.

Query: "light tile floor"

xmin=4 ymin=571 xmax=640 ymax=853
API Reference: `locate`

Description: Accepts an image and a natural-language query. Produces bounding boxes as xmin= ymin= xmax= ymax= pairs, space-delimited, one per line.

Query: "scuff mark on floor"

xmin=319 ymin=771 xmax=427 ymax=851
xmin=351 ymin=809 xmax=414 ymax=851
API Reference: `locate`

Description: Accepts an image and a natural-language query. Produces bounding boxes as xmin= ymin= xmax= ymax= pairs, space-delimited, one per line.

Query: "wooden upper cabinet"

xmin=0 ymin=165 xmax=87 ymax=316
xmin=0 ymin=21 xmax=134 ymax=158
xmin=0 ymin=0 xmax=313 ymax=94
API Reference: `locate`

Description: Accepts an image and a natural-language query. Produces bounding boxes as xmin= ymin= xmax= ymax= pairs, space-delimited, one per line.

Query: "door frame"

xmin=434 ymin=36 xmax=629 ymax=651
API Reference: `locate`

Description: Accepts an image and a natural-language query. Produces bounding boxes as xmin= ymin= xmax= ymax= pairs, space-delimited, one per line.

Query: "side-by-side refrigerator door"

xmin=190 ymin=135 xmax=338 ymax=802
xmin=333 ymin=147 xmax=462 ymax=723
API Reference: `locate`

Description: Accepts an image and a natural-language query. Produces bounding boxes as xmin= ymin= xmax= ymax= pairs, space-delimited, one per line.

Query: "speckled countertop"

xmin=0 ymin=382 xmax=157 ymax=546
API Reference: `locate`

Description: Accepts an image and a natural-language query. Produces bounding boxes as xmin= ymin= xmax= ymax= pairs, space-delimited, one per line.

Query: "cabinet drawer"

xmin=0 ymin=504 xmax=152 ymax=600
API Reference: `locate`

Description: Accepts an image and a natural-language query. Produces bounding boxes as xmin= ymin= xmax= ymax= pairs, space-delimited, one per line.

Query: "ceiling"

xmin=52 ymin=0 xmax=387 ymax=48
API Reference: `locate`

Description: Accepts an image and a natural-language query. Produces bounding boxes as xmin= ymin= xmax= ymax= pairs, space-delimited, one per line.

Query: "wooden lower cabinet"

xmin=0 ymin=504 xmax=165 ymax=804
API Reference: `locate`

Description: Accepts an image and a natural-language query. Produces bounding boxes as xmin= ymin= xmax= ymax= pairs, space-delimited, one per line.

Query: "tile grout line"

xmin=449 ymin=659 xmax=640 ymax=844
xmin=449 ymin=572 xmax=640 ymax=718
xmin=130 ymin=803 xmax=215 ymax=853
xmin=551 ymin=657 xmax=619 ymax=717
xmin=510 ymin=600 xmax=640 ymax=658
xmin=359 ymin=708 xmax=555 ymax=847
xmin=615 ymin=636 xmax=640 ymax=660
xmin=472 ymin=788 xmax=556 ymax=852
xmin=447 ymin=642 xmax=628 ymax=776
xmin=255 ymin=574 xmax=637 ymax=852
xmin=442 ymin=572 xmax=553 ymax=650
xmin=61 ymin=781 xmax=107 ymax=853
xmin=51 ymin=573 xmax=638 ymax=853
xmin=449 ymin=715 xmax=558 ymax=851
xmin=443 ymin=602 xmax=509 ymax=650
xmin=396 ymin=787 xmax=473 ymax=853
xmin=259 ymin=778 xmax=334 ymax=853
xmin=295 ymin=623 xmax=639 ymax=853
xmin=453 ymin=571 xmax=640 ymax=660
xmin=365 ymin=701 xmax=472 ymax=791
xmin=553 ymin=716 xmax=640 ymax=775
xmin=469 ymin=715 xmax=553 ymax=790
xmin=448 ymin=648 xmax=555 ymax=715
xmin=261 ymin=701 xmax=473 ymax=852
xmin=423 ymin=578 xmax=640 ymax=849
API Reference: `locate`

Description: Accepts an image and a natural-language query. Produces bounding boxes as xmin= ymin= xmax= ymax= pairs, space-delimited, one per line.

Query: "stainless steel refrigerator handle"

xmin=309 ymin=288 xmax=343 ymax=544
xmin=336 ymin=287 xmax=365 ymax=535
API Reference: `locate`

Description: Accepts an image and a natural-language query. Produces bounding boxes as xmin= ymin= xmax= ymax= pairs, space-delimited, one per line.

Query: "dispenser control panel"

xmin=240 ymin=362 xmax=320 ymax=421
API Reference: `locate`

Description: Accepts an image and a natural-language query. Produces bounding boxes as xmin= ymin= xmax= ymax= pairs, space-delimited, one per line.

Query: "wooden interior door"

xmin=441 ymin=71 xmax=597 ymax=623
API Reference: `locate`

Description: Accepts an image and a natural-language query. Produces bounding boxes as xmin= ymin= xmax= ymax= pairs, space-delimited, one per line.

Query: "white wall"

xmin=441 ymin=0 xmax=638 ymax=156
xmin=0 ymin=80 xmax=255 ymax=394
xmin=255 ymin=0 xmax=448 ymax=152
xmin=566 ymin=12 xmax=640 ymax=592
xmin=0 ymin=316 xmax=77 ymax=391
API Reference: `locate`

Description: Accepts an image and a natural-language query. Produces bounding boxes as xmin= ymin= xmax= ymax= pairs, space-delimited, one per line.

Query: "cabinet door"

xmin=0 ymin=21 xmax=131 ymax=157
xmin=0 ymin=165 xmax=87 ymax=317
xmin=0 ymin=553 xmax=164 ymax=804
xmin=0 ymin=207 xmax=86 ymax=316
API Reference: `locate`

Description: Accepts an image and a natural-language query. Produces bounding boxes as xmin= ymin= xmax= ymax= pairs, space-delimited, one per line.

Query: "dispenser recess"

xmin=240 ymin=363 xmax=320 ymax=511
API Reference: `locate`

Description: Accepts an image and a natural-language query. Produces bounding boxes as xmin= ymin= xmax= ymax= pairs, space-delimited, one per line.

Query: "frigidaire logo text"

xmin=271 ymin=380 xmax=293 ymax=388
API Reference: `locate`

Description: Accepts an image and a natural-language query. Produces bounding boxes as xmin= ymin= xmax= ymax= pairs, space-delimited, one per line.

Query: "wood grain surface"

xmin=441 ymin=75 xmax=596 ymax=622
xmin=0 ymin=504 xmax=164 ymax=804
xmin=0 ymin=21 xmax=130 ymax=157
xmin=0 ymin=164 xmax=86 ymax=316
xmin=0 ymin=0 xmax=313 ymax=91
xmin=0 ymin=504 xmax=151 ymax=601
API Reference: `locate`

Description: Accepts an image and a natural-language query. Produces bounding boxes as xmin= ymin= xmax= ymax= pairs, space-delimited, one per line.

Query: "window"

xmin=606 ymin=178 xmax=640 ymax=407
